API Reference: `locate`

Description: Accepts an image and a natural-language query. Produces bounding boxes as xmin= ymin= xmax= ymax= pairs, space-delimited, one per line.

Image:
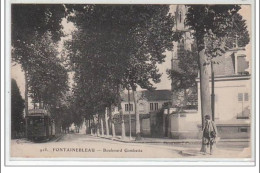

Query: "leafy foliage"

xmin=186 ymin=5 xmax=250 ymax=54
xmin=11 ymin=4 xmax=65 ymax=48
xmin=64 ymin=5 xmax=174 ymax=123
xmin=167 ymin=49 xmax=198 ymax=90
xmin=11 ymin=79 xmax=25 ymax=137
xmin=12 ymin=32 xmax=69 ymax=108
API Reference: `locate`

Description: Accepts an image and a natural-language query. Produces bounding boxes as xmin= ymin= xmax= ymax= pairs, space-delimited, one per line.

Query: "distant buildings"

xmin=120 ymin=90 xmax=172 ymax=115
xmin=113 ymin=90 xmax=172 ymax=136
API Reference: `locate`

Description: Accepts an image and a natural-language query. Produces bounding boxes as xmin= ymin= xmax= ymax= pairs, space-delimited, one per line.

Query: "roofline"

xmin=198 ymin=123 xmax=250 ymax=127
xmin=227 ymin=47 xmax=246 ymax=52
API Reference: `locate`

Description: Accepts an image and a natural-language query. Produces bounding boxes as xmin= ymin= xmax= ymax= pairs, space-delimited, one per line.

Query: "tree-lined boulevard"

xmin=11 ymin=4 xmax=249 ymax=149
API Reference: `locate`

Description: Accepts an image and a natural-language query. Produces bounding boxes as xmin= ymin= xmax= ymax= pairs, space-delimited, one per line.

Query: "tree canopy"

xmin=186 ymin=5 xmax=250 ymax=55
xmin=11 ymin=79 xmax=25 ymax=138
xmin=167 ymin=49 xmax=198 ymax=91
xmin=12 ymin=4 xmax=65 ymax=47
xmin=64 ymin=5 xmax=174 ymax=121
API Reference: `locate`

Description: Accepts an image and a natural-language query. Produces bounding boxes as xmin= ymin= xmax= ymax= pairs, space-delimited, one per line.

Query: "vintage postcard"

xmin=4 ymin=0 xmax=256 ymax=166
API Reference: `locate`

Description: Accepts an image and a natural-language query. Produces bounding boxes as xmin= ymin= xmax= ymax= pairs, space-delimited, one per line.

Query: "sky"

xmin=11 ymin=4 xmax=252 ymax=99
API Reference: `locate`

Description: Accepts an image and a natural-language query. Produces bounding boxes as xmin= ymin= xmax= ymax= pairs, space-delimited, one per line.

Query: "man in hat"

xmin=202 ymin=115 xmax=218 ymax=155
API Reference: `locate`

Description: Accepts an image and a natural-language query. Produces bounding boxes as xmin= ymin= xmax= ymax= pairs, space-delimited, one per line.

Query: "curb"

xmin=96 ymin=135 xmax=249 ymax=144
xmin=52 ymin=134 xmax=65 ymax=142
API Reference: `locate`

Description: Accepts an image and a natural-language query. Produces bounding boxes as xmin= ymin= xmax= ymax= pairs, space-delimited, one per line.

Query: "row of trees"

xmin=11 ymin=5 xmax=70 ymax=133
xmin=63 ymin=5 xmax=175 ymax=139
xmin=11 ymin=79 xmax=25 ymax=138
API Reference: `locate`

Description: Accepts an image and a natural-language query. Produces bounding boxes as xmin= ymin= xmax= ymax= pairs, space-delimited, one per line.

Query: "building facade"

xmin=197 ymin=47 xmax=251 ymax=139
xmin=113 ymin=90 xmax=172 ymax=136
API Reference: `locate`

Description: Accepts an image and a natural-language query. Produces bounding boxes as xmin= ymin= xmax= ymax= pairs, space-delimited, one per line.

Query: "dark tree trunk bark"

xmin=132 ymin=88 xmax=141 ymax=140
xmin=109 ymin=105 xmax=116 ymax=138
xmin=100 ymin=116 xmax=104 ymax=136
xmin=24 ymin=71 xmax=29 ymax=116
xmin=105 ymin=107 xmax=110 ymax=136
xmin=97 ymin=115 xmax=100 ymax=136
xmin=117 ymin=85 xmax=125 ymax=139
xmin=24 ymin=71 xmax=29 ymax=138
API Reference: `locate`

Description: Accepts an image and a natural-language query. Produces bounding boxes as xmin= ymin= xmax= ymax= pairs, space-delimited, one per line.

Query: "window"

xmin=150 ymin=103 xmax=153 ymax=111
xmin=125 ymin=104 xmax=129 ymax=111
xmin=238 ymin=93 xmax=243 ymax=101
xmin=177 ymin=40 xmax=185 ymax=58
xmin=238 ymin=93 xmax=249 ymax=102
xmin=150 ymin=103 xmax=159 ymax=111
xmin=237 ymin=56 xmax=249 ymax=74
xmin=244 ymin=93 xmax=249 ymax=101
xmin=239 ymin=127 xmax=248 ymax=133
xmin=125 ymin=104 xmax=133 ymax=112
xmin=154 ymin=103 xmax=159 ymax=110
xmin=129 ymin=104 xmax=133 ymax=111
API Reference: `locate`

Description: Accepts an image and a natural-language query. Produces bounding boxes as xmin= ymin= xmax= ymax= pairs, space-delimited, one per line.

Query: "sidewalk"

xmin=96 ymin=134 xmax=249 ymax=144
xmin=91 ymin=134 xmax=251 ymax=158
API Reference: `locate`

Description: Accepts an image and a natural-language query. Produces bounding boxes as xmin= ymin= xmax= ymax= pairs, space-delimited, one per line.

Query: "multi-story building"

xmin=197 ymin=47 xmax=251 ymax=139
xmin=165 ymin=5 xmax=251 ymax=139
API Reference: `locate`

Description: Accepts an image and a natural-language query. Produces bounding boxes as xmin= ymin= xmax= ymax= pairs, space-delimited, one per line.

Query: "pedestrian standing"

xmin=202 ymin=115 xmax=218 ymax=155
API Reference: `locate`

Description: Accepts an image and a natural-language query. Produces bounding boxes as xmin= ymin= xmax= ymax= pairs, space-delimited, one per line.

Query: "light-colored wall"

xmin=197 ymin=76 xmax=251 ymax=123
xmin=121 ymin=101 xmax=136 ymax=115
xmin=121 ymin=100 xmax=168 ymax=115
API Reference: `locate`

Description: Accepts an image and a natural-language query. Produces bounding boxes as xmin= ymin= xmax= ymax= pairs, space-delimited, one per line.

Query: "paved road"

xmin=10 ymin=134 xmax=251 ymax=159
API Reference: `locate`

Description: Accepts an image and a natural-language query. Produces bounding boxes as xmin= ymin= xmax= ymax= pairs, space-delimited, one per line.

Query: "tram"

xmin=26 ymin=109 xmax=55 ymax=141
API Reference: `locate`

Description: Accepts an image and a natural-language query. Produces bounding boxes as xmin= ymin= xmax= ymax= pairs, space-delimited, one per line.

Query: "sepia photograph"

xmin=4 ymin=0 xmax=257 ymax=166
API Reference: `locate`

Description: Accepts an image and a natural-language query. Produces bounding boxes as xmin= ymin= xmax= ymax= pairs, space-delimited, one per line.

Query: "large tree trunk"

xmin=24 ymin=71 xmax=29 ymax=116
xmin=97 ymin=115 xmax=100 ymax=136
xmin=132 ymin=88 xmax=141 ymax=140
xmin=109 ymin=105 xmax=116 ymax=138
xmin=105 ymin=107 xmax=110 ymax=136
xmin=117 ymin=85 xmax=125 ymax=139
xmin=100 ymin=117 xmax=104 ymax=136
xmin=88 ymin=119 xmax=91 ymax=134
xmin=183 ymin=89 xmax=187 ymax=107
xmin=198 ymin=48 xmax=212 ymax=152
xmin=90 ymin=119 xmax=93 ymax=135
xmin=24 ymin=71 xmax=29 ymax=138
xmin=127 ymin=89 xmax=132 ymax=140
xmin=198 ymin=49 xmax=211 ymax=128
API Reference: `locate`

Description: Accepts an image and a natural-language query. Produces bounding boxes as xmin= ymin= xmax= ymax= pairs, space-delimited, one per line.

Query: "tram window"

xmin=34 ymin=118 xmax=44 ymax=124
